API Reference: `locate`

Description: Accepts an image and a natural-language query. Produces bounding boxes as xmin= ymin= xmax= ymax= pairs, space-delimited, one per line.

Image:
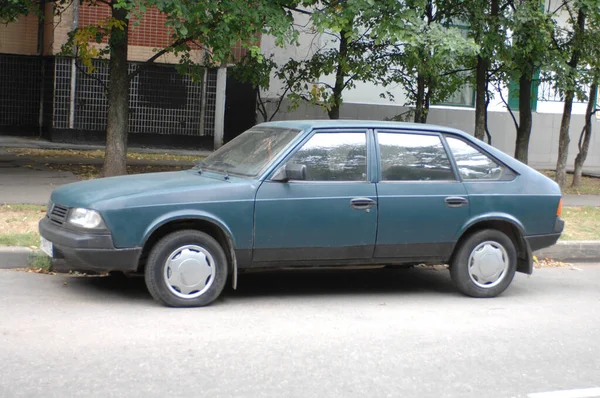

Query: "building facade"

xmin=0 ymin=3 xmax=256 ymax=149
xmin=259 ymin=4 xmax=600 ymax=171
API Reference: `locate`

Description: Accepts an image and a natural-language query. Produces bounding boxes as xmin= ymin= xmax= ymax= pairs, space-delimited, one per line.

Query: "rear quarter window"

xmin=445 ymin=136 xmax=513 ymax=181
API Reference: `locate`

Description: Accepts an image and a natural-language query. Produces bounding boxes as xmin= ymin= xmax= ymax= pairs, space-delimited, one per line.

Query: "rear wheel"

xmin=144 ymin=230 xmax=228 ymax=307
xmin=450 ymin=229 xmax=517 ymax=298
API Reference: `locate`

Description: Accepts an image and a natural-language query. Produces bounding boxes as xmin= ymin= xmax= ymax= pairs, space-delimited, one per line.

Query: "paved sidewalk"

xmin=0 ymin=135 xmax=212 ymax=157
xmin=562 ymin=195 xmax=600 ymax=207
xmin=0 ymin=147 xmax=80 ymax=204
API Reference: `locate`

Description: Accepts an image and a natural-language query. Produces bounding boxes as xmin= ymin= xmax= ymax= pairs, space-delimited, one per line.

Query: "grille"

xmin=48 ymin=204 xmax=69 ymax=225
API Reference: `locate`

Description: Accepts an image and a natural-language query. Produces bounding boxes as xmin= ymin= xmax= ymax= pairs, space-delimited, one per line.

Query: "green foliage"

xmin=386 ymin=0 xmax=478 ymax=122
xmin=275 ymin=0 xmax=424 ymax=115
xmin=28 ymin=252 xmax=54 ymax=272
xmin=391 ymin=17 xmax=479 ymax=105
xmin=0 ymin=0 xmax=35 ymax=23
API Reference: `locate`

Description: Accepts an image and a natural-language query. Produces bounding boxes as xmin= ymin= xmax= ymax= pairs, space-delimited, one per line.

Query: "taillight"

xmin=557 ymin=198 xmax=563 ymax=217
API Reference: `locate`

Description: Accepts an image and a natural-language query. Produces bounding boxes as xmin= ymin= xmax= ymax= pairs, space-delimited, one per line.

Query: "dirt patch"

xmin=541 ymin=170 xmax=600 ymax=195
xmin=0 ymin=205 xmax=46 ymax=243
xmin=6 ymin=147 xmax=202 ymax=163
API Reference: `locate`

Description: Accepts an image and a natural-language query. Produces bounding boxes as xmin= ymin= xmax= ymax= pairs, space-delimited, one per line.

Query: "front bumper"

xmin=39 ymin=217 xmax=140 ymax=273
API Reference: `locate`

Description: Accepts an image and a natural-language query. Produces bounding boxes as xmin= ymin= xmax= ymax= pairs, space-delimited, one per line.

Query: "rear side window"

xmin=378 ymin=132 xmax=455 ymax=181
xmin=445 ymin=136 xmax=504 ymax=180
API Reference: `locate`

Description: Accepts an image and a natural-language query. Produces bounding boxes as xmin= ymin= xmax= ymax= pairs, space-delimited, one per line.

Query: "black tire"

xmin=450 ymin=229 xmax=517 ymax=298
xmin=144 ymin=230 xmax=228 ymax=307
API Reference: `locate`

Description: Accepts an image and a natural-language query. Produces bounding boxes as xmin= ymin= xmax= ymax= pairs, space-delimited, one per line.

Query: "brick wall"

xmin=79 ymin=4 xmax=249 ymax=63
xmin=79 ymin=3 xmax=172 ymax=48
xmin=0 ymin=14 xmax=39 ymax=55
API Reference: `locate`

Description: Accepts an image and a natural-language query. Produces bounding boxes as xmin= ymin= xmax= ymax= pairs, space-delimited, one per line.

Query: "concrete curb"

xmin=0 ymin=247 xmax=34 ymax=269
xmin=1 ymin=241 xmax=600 ymax=270
xmin=533 ymin=241 xmax=600 ymax=263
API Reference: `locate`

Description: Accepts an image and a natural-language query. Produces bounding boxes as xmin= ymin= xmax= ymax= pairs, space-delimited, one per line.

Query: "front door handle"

xmin=350 ymin=197 xmax=376 ymax=210
xmin=445 ymin=196 xmax=469 ymax=208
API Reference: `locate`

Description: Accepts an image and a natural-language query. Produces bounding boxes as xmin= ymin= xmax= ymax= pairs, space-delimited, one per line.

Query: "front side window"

xmin=285 ymin=132 xmax=367 ymax=181
xmin=200 ymin=127 xmax=302 ymax=177
xmin=445 ymin=136 xmax=503 ymax=180
xmin=378 ymin=132 xmax=455 ymax=181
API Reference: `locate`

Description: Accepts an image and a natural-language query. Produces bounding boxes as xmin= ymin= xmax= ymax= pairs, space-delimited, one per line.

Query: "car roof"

xmin=258 ymin=119 xmax=469 ymax=136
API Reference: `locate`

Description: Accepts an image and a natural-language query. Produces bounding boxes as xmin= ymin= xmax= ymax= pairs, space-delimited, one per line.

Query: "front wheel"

xmin=450 ymin=229 xmax=517 ymax=298
xmin=144 ymin=230 xmax=228 ymax=307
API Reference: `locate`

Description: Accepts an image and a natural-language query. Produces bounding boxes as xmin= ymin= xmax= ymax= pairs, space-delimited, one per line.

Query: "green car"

xmin=39 ymin=120 xmax=564 ymax=307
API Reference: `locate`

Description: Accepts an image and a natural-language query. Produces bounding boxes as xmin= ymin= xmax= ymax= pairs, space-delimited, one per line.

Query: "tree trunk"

xmin=556 ymin=9 xmax=585 ymax=188
xmin=484 ymin=85 xmax=492 ymax=144
xmin=414 ymin=73 xmax=426 ymax=123
xmin=474 ymin=55 xmax=488 ymax=140
xmin=475 ymin=0 xmax=498 ymax=142
xmin=328 ymin=30 xmax=348 ymax=120
xmin=422 ymin=86 xmax=431 ymax=123
xmin=556 ymin=91 xmax=574 ymax=187
xmin=102 ymin=6 xmax=129 ymax=177
xmin=514 ymin=71 xmax=533 ymax=164
xmin=572 ymin=83 xmax=597 ymax=187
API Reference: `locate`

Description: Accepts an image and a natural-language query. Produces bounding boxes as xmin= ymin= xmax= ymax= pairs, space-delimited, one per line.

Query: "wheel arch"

xmin=138 ymin=212 xmax=239 ymax=285
xmin=452 ymin=215 xmax=533 ymax=275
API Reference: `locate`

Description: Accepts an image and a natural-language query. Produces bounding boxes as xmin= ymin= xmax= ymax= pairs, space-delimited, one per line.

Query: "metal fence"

xmin=538 ymin=79 xmax=590 ymax=104
xmin=0 ymin=54 xmax=43 ymax=129
xmin=52 ymin=57 xmax=216 ymax=136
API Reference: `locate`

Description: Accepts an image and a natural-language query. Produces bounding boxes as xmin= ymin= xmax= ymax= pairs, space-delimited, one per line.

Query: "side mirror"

xmin=271 ymin=163 xmax=307 ymax=182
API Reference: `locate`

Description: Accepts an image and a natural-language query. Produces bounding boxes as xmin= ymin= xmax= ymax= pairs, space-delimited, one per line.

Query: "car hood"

xmin=50 ymin=170 xmax=247 ymax=209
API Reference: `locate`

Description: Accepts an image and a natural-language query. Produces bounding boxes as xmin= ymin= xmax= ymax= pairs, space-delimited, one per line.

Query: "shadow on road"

xmin=66 ymin=267 xmax=456 ymax=304
xmin=227 ymin=267 xmax=455 ymax=299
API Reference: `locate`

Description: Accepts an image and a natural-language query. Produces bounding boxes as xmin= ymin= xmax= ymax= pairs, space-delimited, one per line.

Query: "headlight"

xmin=68 ymin=208 xmax=106 ymax=229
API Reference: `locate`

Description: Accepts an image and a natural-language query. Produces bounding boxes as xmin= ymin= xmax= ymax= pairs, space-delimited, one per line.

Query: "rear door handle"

xmin=445 ymin=196 xmax=469 ymax=208
xmin=350 ymin=197 xmax=376 ymax=210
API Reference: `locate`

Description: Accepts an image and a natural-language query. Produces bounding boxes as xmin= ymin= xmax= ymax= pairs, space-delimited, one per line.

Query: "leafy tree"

xmin=551 ymin=0 xmax=600 ymax=188
xmin=388 ymin=0 xmax=478 ymax=124
xmin=572 ymin=2 xmax=600 ymax=187
xmin=230 ymin=54 xmax=292 ymax=123
xmin=500 ymin=0 xmax=555 ymax=164
xmin=272 ymin=0 xmax=415 ymax=119
xmin=461 ymin=0 xmax=508 ymax=143
xmin=2 ymin=0 xmax=297 ymax=176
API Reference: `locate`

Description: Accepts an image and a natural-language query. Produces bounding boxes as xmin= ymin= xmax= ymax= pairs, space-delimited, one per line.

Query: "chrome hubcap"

xmin=164 ymin=245 xmax=215 ymax=299
xmin=468 ymin=241 xmax=509 ymax=288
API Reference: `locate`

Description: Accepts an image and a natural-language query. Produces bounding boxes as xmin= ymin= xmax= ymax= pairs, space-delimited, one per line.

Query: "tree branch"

xmin=129 ymin=37 xmax=194 ymax=80
xmin=73 ymin=59 xmax=109 ymax=93
xmin=439 ymin=66 xmax=476 ymax=77
xmin=269 ymin=86 xmax=290 ymax=121
xmin=283 ymin=6 xmax=313 ymax=16
xmin=496 ymin=82 xmax=519 ymax=131
xmin=256 ymin=88 xmax=268 ymax=122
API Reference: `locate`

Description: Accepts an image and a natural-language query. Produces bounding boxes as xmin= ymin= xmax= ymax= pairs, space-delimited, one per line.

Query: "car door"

xmin=253 ymin=129 xmax=377 ymax=263
xmin=374 ymin=130 xmax=470 ymax=261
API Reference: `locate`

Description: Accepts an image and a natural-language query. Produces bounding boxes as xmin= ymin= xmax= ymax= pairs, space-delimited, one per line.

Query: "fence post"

xmin=213 ymin=66 xmax=227 ymax=149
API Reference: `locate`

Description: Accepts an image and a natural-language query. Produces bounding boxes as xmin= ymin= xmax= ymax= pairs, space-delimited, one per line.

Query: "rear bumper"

xmin=39 ymin=217 xmax=140 ymax=273
xmin=525 ymin=217 xmax=565 ymax=252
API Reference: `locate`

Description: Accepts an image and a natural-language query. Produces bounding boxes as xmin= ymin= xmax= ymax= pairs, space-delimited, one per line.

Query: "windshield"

xmin=199 ymin=127 xmax=302 ymax=177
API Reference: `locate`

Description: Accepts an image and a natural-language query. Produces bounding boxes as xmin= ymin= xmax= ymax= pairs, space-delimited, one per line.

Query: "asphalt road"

xmin=1 ymin=265 xmax=599 ymax=398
